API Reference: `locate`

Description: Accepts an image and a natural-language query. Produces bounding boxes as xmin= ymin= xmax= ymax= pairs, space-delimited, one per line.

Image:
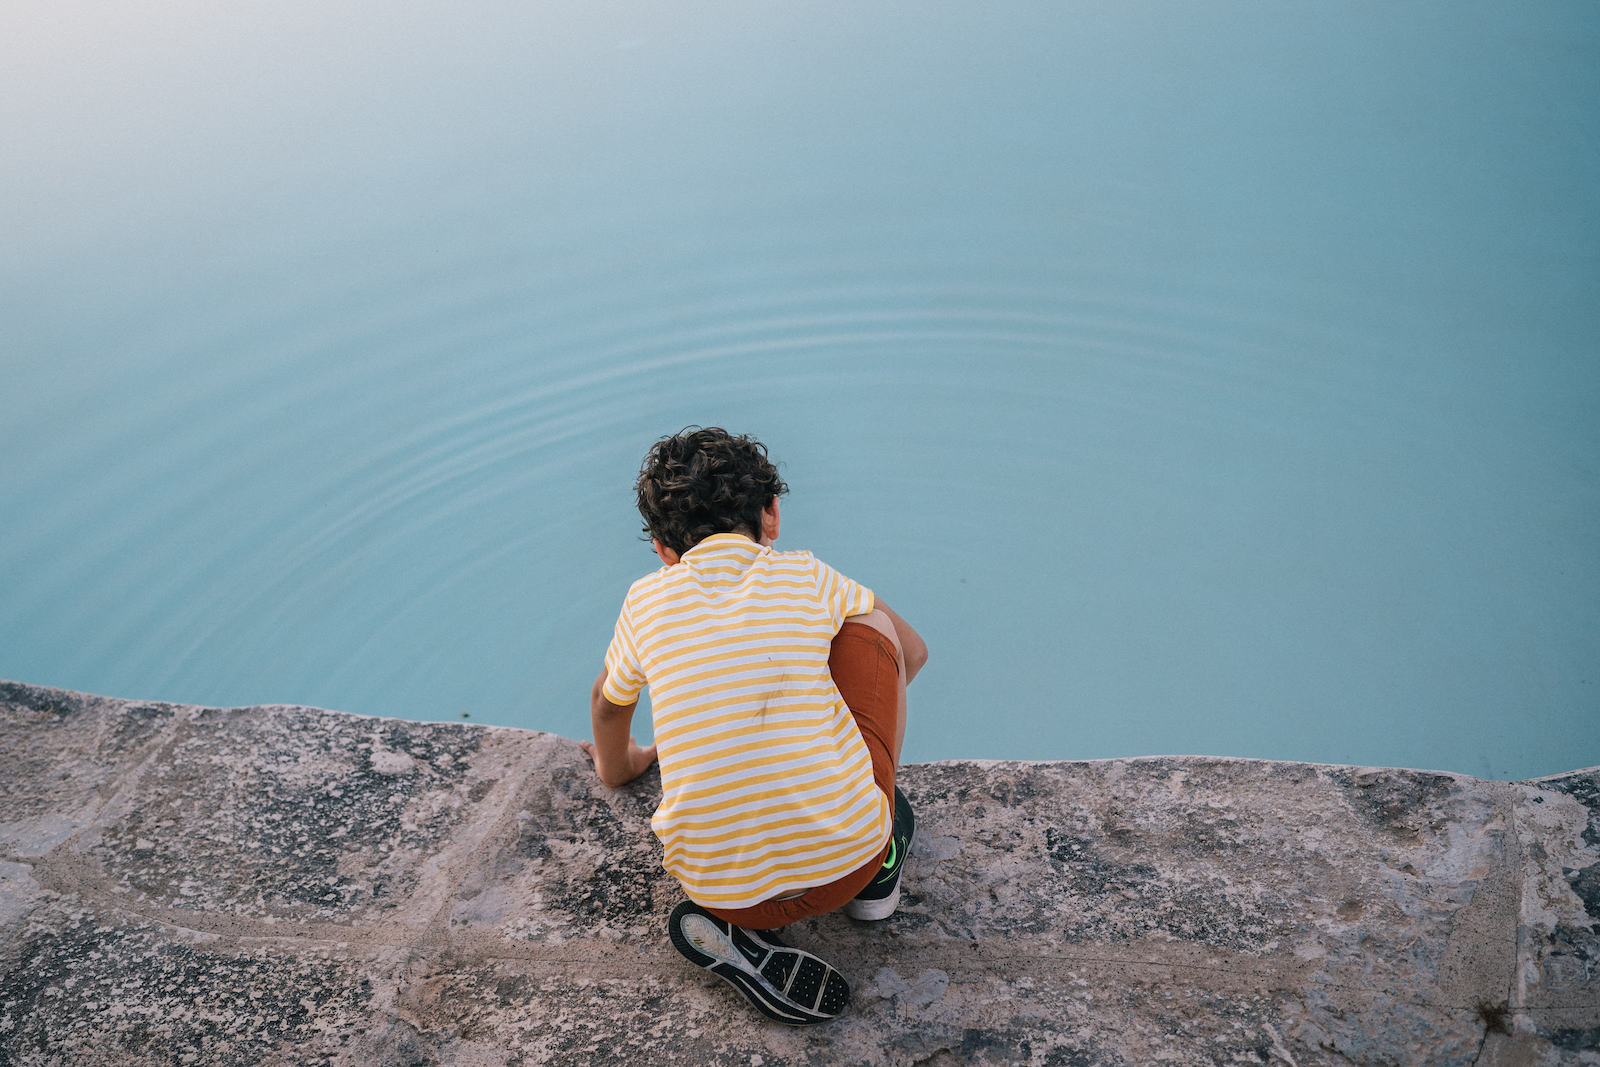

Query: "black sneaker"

xmin=667 ymin=901 xmax=851 ymax=1024
xmin=845 ymin=785 xmax=915 ymax=921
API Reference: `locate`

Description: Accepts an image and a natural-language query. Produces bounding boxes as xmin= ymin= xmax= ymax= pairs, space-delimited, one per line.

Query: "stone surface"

xmin=1 ymin=679 xmax=1596 ymax=1065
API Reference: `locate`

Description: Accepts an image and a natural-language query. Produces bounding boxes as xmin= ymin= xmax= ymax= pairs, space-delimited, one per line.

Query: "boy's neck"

xmin=652 ymin=499 xmax=780 ymax=567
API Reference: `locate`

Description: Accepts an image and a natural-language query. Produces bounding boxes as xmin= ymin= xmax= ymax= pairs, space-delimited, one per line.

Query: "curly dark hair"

xmin=635 ymin=427 xmax=789 ymax=556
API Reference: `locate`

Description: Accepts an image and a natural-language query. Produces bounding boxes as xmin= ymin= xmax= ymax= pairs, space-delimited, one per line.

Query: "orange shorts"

xmin=703 ymin=618 xmax=902 ymax=928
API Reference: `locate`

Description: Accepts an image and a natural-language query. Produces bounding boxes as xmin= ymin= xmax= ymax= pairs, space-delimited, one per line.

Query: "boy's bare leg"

xmin=871 ymin=599 xmax=928 ymax=684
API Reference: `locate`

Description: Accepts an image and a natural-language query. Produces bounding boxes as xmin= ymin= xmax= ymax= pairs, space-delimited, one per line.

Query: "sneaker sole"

xmin=668 ymin=902 xmax=850 ymax=1024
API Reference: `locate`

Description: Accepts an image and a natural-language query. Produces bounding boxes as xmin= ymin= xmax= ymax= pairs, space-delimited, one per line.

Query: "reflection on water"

xmin=4 ymin=2 xmax=1597 ymax=779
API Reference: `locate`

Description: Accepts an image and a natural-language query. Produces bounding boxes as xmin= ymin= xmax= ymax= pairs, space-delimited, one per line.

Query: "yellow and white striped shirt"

xmin=603 ymin=533 xmax=890 ymax=909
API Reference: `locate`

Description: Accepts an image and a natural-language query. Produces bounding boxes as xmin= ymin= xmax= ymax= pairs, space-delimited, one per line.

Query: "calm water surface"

xmin=4 ymin=3 xmax=1597 ymax=779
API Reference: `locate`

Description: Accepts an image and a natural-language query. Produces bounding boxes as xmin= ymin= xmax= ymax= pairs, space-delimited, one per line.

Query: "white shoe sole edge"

xmin=843 ymin=883 xmax=901 ymax=921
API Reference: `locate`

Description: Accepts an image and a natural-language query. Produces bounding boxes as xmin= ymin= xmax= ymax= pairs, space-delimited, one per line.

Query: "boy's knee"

xmin=843 ymin=609 xmax=900 ymax=651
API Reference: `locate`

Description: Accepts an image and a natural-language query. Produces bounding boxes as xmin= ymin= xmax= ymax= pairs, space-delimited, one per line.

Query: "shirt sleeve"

xmin=602 ymin=598 xmax=647 ymax=706
xmin=814 ymin=555 xmax=874 ymax=628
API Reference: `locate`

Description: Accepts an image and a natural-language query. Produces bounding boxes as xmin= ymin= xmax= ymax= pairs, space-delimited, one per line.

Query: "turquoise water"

xmin=4 ymin=3 xmax=1596 ymax=779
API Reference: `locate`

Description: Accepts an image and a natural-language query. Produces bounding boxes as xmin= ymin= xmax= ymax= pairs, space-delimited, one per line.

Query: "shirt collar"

xmin=682 ymin=533 xmax=763 ymax=561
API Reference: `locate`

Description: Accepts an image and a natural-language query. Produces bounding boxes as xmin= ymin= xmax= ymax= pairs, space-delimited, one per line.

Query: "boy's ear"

xmin=652 ymin=539 xmax=681 ymax=566
xmin=760 ymin=498 xmax=780 ymax=546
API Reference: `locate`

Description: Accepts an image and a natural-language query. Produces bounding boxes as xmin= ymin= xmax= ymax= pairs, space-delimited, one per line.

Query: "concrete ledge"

xmin=1 ymin=680 xmax=1596 ymax=1065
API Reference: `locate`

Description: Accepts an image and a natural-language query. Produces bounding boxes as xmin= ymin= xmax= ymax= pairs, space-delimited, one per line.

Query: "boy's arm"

xmin=870 ymin=598 xmax=929 ymax=684
xmin=584 ymin=670 xmax=658 ymax=787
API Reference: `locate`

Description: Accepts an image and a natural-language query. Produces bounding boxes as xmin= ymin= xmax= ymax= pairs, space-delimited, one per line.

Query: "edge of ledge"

xmin=4 ymin=677 xmax=1593 ymax=785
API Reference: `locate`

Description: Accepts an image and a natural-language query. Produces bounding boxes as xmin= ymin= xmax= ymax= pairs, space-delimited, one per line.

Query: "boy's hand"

xmin=588 ymin=669 xmax=657 ymax=787
xmin=580 ymin=737 xmax=658 ymax=787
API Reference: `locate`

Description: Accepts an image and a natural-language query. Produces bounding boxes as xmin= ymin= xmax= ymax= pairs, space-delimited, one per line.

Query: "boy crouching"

xmin=584 ymin=426 xmax=927 ymax=1023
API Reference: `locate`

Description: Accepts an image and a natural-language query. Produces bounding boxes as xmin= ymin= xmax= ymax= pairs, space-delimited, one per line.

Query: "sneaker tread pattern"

xmin=668 ymin=901 xmax=850 ymax=1025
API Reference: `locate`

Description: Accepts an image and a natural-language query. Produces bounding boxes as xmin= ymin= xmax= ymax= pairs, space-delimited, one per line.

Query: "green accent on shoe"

xmin=874 ymin=837 xmax=903 ymax=884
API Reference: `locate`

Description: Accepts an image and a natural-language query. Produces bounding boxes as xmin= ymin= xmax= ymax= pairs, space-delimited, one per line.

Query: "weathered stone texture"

xmin=1 ymin=680 xmax=1595 ymax=1065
